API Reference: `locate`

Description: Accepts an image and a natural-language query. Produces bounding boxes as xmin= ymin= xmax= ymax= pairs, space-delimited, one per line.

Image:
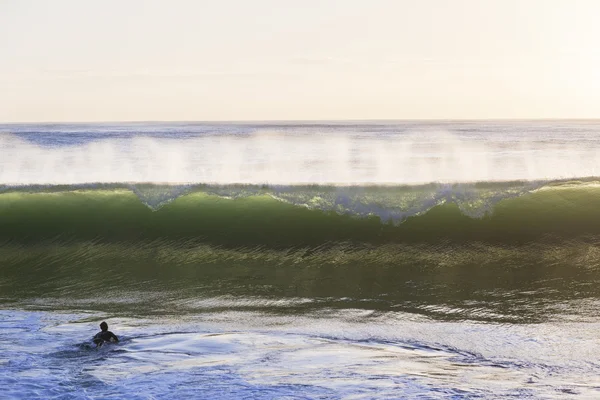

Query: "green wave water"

xmin=2 ymin=180 xmax=600 ymax=246
xmin=2 ymin=180 xmax=600 ymax=324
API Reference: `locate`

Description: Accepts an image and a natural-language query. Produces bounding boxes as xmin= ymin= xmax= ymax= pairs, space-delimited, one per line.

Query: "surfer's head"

xmin=100 ymin=321 xmax=108 ymax=332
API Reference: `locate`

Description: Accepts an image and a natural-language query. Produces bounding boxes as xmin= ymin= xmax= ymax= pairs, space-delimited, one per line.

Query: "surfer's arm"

xmin=110 ymin=332 xmax=119 ymax=342
xmin=93 ymin=333 xmax=103 ymax=346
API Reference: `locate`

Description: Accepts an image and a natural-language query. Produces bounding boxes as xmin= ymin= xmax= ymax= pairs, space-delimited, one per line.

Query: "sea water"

xmin=2 ymin=121 xmax=600 ymax=399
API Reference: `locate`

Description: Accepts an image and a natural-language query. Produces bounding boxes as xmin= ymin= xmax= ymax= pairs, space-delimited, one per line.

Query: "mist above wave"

xmin=2 ymin=127 xmax=600 ymax=185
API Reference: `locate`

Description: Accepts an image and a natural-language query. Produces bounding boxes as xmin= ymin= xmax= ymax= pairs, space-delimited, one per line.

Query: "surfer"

xmin=93 ymin=321 xmax=119 ymax=347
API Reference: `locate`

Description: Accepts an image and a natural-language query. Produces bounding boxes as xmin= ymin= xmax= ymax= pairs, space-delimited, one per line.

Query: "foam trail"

xmin=2 ymin=129 xmax=600 ymax=185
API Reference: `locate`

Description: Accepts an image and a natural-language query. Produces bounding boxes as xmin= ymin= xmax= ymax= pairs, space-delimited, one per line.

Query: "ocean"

xmin=2 ymin=121 xmax=600 ymax=399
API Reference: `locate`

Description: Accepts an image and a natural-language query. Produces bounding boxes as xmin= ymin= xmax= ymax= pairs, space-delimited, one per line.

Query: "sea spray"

xmin=2 ymin=121 xmax=600 ymax=185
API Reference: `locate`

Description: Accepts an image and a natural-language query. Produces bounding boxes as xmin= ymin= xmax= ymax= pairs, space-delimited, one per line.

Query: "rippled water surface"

xmin=3 ymin=306 xmax=600 ymax=399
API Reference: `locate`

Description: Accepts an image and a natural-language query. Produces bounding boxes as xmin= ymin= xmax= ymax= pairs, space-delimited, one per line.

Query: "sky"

xmin=1 ymin=0 xmax=600 ymax=122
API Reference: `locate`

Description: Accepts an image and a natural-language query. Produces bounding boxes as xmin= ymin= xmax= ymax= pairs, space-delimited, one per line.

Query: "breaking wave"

xmin=2 ymin=180 xmax=600 ymax=246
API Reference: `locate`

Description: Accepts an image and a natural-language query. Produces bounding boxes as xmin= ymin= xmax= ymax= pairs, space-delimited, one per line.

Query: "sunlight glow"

xmin=0 ymin=0 xmax=599 ymax=121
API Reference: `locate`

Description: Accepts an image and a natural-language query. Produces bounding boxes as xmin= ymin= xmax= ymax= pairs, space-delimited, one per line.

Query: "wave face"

xmin=1 ymin=180 xmax=600 ymax=246
xmin=2 ymin=182 xmax=600 ymax=325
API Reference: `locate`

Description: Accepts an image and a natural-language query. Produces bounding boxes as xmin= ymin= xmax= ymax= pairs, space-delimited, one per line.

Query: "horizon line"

xmin=2 ymin=117 xmax=600 ymax=125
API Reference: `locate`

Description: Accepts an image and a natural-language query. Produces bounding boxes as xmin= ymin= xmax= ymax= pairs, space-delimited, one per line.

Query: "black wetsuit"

xmin=93 ymin=330 xmax=119 ymax=346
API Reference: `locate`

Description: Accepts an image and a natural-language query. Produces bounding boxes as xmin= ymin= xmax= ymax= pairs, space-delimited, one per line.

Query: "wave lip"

xmin=2 ymin=180 xmax=600 ymax=246
xmin=0 ymin=179 xmax=554 ymax=217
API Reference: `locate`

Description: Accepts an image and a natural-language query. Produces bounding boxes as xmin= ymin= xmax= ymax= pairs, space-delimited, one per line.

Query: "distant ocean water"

xmin=2 ymin=121 xmax=600 ymax=399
